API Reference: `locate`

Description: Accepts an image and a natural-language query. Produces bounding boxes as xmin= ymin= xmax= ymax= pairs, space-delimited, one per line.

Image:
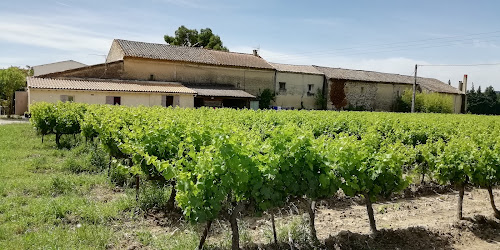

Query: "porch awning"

xmin=191 ymin=88 xmax=256 ymax=98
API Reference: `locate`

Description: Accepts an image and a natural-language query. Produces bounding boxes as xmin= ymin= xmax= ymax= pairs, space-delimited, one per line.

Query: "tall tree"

xmin=484 ymin=86 xmax=498 ymax=114
xmin=467 ymin=85 xmax=500 ymax=115
xmin=164 ymin=26 xmax=228 ymax=51
xmin=0 ymin=67 xmax=27 ymax=117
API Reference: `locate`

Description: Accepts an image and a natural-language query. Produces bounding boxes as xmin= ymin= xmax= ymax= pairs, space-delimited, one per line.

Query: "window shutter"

xmin=161 ymin=95 xmax=167 ymax=107
xmin=60 ymin=95 xmax=68 ymax=102
xmin=106 ymin=96 xmax=113 ymax=105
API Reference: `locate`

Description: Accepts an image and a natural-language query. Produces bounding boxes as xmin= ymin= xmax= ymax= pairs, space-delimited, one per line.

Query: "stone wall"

xmin=40 ymin=61 xmax=124 ymax=79
xmin=106 ymin=40 xmax=126 ymax=63
xmin=326 ymin=79 xmax=412 ymax=111
xmin=274 ymin=71 xmax=324 ymax=109
xmin=123 ymin=58 xmax=275 ymax=97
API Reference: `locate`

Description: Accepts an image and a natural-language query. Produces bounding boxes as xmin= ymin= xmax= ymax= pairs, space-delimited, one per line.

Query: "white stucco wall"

xmin=28 ymin=89 xmax=194 ymax=109
xmin=274 ymin=72 xmax=324 ymax=109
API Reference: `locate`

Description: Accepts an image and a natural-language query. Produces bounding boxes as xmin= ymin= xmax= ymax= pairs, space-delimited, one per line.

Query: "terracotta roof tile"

xmin=28 ymin=77 xmax=196 ymax=94
xmin=115 ymin=39 xmax=274 ymax=70
xmin=313 ymin=66 xmax=463 ymax=94
xmin=270 ymin=63 xmax=323 ymax=75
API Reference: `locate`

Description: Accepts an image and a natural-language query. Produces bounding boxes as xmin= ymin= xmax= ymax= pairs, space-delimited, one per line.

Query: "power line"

xmin=265 ymin=31 xmax=500 ymax=60
xmin=418 ymin=62 xmax=500 ymax=67
xmin=267 ymin=37 xmax=500 ymax=60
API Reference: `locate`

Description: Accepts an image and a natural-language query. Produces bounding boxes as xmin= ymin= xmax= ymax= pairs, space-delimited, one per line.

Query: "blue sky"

xmin=1 ymin=0 xmax=500 ymax=90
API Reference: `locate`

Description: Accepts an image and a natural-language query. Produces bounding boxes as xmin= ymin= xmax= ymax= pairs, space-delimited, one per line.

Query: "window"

xmin=149 ymin=74 xmax=155 ymax=81
xmin=106 ymin=96 xmax=121 ymax=105
xmin=360 ymin=87 xmax=365 ymax=94
xmin=307 ymin=84 xmax=315 ymax=96
xmin=60 ymin=95 xmax=75 ymax=102
xmin=279 ymin=82 xmax=286 ymax=92
xmin=162 ymin=95 xmax=174 ymax=107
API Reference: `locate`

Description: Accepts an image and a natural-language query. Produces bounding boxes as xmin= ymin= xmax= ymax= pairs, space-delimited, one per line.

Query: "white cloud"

xmin=472 ymin=39 xmax=499 ymax=49
xmin=0 ymin=14 xmax=111 ymax=52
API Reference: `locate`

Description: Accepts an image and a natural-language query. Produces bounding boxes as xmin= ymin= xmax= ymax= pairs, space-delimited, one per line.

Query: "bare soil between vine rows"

xmin=122 ymin=185 xmax=500 ymax=249
xmin=245 ymin=185 xmax=500 ymax=249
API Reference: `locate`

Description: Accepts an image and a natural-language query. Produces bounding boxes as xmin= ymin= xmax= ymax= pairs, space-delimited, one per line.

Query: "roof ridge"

xmin=115 ymin=38 xmax=258 ymax=57
xmin=33 ymin=60 xmax=86 ymax=67
xmin=313 ymin=65 xmax=424 ymax=79
xmin=32 ymin=76 xmax=185 ymax=86
xmin=270 ymin=62 xmax=316 ymax=67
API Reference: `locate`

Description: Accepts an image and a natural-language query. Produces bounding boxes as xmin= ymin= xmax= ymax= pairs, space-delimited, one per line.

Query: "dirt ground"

xmin=0 ymin=118 xmax=29 ymax=125
xmin=241 ymin=185 xmax=500 ymax=249
xmin=118 ymin=184 xmax=500 ymax=249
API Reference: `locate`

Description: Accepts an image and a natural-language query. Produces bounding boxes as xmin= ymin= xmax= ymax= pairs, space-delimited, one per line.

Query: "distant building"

xmin=33 ymin=60 xmax=87 ymax=76
xmin=270 ymin=63 xmax=324 ymax=110
xmin=314 ymin=66 xmax=464 ymax=113
xmin=27 ymin=77 xmax=196 ymax=108
xmin=24 ymin=39 xmax=465 ymax=113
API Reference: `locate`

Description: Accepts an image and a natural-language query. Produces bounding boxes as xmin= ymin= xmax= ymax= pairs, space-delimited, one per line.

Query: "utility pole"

xmin=411 ymin=64 xmax=417 ymax=113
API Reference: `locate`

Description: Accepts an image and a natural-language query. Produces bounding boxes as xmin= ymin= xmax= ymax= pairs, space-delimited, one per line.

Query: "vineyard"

xmin=29 ymin=102 xmax=500 ymax=249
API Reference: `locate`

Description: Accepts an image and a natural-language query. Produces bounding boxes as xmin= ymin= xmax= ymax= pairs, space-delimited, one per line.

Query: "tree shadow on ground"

xmin=454 ymin=215 xmax=500 ymax=245
xmin=324 ymin=226 xmax=453 ymax=250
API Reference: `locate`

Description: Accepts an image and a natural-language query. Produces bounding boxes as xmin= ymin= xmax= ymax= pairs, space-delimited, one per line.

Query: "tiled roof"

xmin=27 ymin=77 xmax=196 ymax=94
xmin=314 ymin=66 xmax=463 ymax=94
xmin=190 ymin=88 xmax=256 ymax=98
xmin=270 ymin=63 xmax=323 ymax=75
xmin=418 ymin=78 xmax=465 ymax=94
xmin=114 ymin=39 xmax=275 ymax=70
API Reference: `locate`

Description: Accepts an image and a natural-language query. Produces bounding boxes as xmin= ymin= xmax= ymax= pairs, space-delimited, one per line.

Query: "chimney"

xmin=459 ymin=81 xmax=463 ymax=91
xmin=461 ymin=74 xmax=468 ymax=114
xmin=462 ymin=74 xmax=468 ymax=92
xmin=253 ymin=49 xmax=258 ymax=57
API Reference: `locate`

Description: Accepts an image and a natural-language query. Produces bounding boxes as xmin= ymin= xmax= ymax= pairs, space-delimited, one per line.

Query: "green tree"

xmin=484 ymin=86 xmax=498 ymax=114
xmin=258 ymin=89 xmax=275 ymax=109
xmin=0 ymin=67 xmax=27 ymax=117
xmin=164 ymin=26 xmax=228 ymax=51
xmin=314 ymin=88 xmax=327 ymax=110
xmin=467 ymin=85 xmax=499 ymax=115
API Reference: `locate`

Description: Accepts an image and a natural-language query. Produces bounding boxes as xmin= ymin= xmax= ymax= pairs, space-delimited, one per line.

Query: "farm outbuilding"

xmin=27 ymin=77 xmax=196 ymax=108
xmin=23 ymin=38 xmax=465 ymax=113
xmin=313 ymin=66 xmax=465 ymax=113
xmin=270 ymin=63 xmax=325 ymax=110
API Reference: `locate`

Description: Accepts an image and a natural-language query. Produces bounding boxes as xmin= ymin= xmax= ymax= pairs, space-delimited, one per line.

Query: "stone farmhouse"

xmin=23 ymin=39 xmax=465 ymax=113
xmin=314 ymin=66 xmax=464 ymax=113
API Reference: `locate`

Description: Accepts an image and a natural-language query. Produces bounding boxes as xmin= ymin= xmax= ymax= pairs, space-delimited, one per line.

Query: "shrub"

xmin=399 ymin=90 xmax=453 ymax=113
xmin=258 ymin=89 xmax=275 ymax=109
xmin=30 ymin=102 xmax=87 ymax=146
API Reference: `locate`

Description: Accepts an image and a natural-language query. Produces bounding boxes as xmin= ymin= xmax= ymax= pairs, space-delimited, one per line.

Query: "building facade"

xmin=314 ymin=66 xmax=464 ymax=112
xmin=270 ymin=63 xmax=325 ymax=109
xmin=25 ymin=38 xmax=465 ymax=113
xmin=27 ymin=78 xmax=196 ymax=109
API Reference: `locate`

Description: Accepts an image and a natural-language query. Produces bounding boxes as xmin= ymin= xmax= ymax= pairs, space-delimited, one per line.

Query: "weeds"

xmin=139 ymin=182 xmax=172 ymax=211
xmin=63 ymin=141 xmax=108 ymax=174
